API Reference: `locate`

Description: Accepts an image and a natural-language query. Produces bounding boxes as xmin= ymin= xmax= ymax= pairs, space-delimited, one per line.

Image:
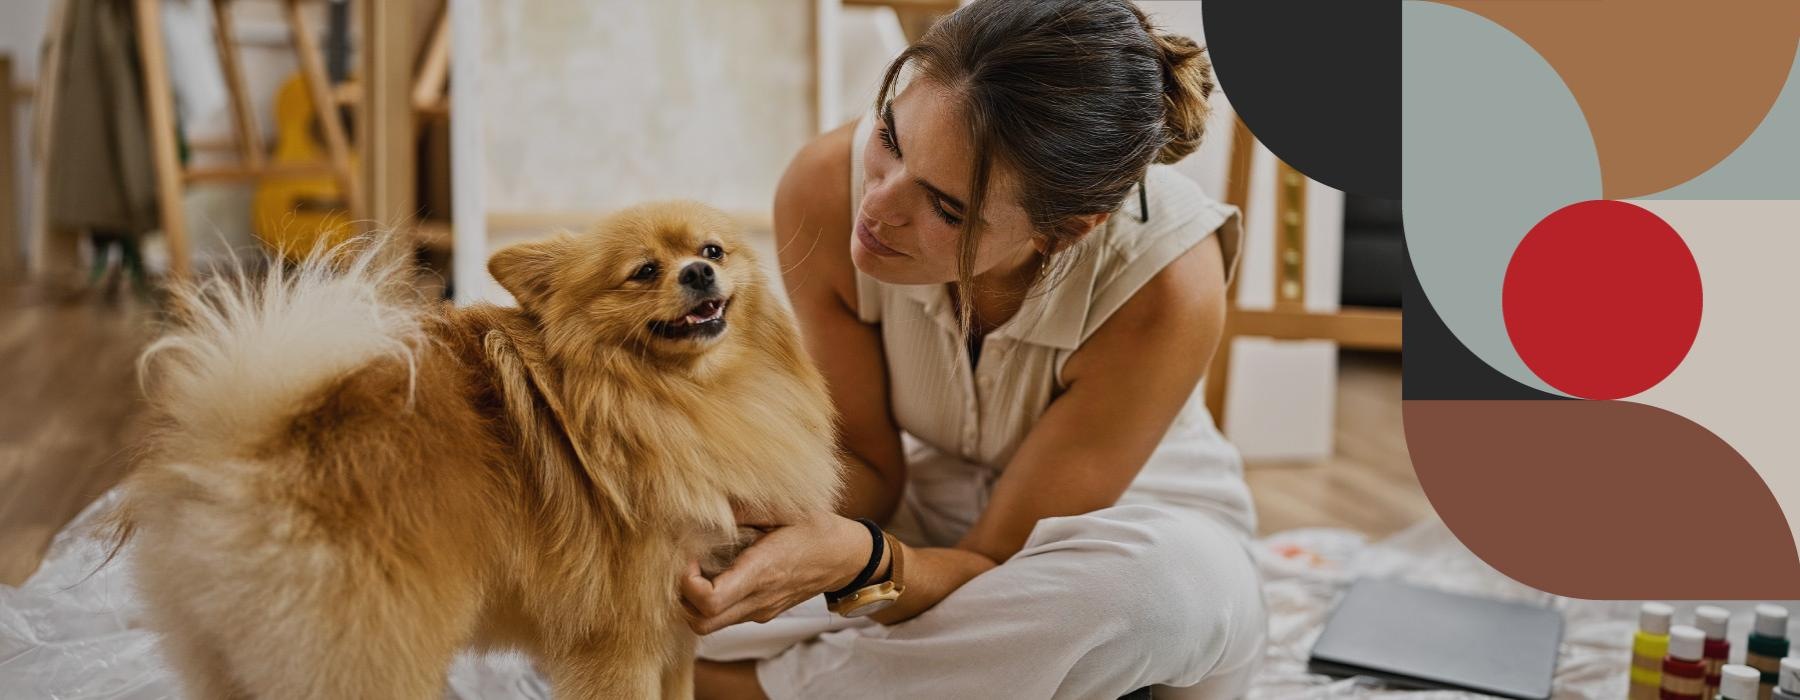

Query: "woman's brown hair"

xmin=874 ymin=0 xmax=1216 ymax=335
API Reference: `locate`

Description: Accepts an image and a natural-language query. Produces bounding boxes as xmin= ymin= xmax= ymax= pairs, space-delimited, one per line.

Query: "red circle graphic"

xmin=1503 ymin=200 xmax=1702 ymax=400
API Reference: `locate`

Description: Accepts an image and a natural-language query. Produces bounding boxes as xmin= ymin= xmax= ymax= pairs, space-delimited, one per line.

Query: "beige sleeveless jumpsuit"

xmin=698 ymin=115 xmax=1270 ymax=699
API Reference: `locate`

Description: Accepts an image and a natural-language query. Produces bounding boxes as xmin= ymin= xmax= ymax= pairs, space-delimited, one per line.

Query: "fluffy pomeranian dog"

xmin=114 ymin=201 xmax=843 ymax=698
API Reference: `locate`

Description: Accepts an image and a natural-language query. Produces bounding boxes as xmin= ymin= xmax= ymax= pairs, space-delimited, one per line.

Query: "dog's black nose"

xmin=679 ymin=261 xmax=716 ymax=292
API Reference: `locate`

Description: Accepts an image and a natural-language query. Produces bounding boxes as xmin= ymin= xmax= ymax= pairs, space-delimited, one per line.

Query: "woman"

xmin=681 ymin=1 xmax=1266 ymax=697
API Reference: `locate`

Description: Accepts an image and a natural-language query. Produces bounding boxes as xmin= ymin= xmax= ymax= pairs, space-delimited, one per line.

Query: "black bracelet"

xmin=824 ymin=517 xmax=885 ymax=602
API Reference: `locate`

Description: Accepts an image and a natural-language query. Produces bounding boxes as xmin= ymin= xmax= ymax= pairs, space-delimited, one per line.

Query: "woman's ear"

xmin=489 ymin=234 xmax=572 ymax=311
xmin=1035 ymin=212 xmax=1111 ymax=254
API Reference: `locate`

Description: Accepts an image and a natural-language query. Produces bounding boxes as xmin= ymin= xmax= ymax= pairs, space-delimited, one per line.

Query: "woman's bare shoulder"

xmin=1062 ymin=235 xmax=1227 ymax=386
xmin=774 ymin=121 xmax=859 ymax=307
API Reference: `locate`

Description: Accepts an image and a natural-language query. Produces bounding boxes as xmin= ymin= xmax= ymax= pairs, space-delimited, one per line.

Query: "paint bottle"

xmin=1747 ymin=604 xmax=1791 ymax=700
xmin=1727 ymin=665 xmax=1769 ymax=700
xmin=1663 ymin=625 xmax=1709 ymax=700
xmin=1771 ymin=657 xmax=1800 ymax=700
xmin=1632 ymin=602 xmax=1675 ymax=700
xmin=1696 ymin=605 xmax=1732 ymax=700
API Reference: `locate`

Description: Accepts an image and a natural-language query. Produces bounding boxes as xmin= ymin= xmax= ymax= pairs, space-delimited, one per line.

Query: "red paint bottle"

xmin=1664 ymin=626 xmax=1709 ymax=700
xmin=1696 ymin=606 xmax=1733 ymax=700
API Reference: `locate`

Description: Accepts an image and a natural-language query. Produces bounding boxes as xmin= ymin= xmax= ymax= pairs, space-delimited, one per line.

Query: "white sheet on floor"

xmin=0 ymin=493 xmax=550 ymax=699
xmin=1 ymin=492 xmax=1789 ymax=698
xmin=1250 ymin=522 xmax=1798 ymax=699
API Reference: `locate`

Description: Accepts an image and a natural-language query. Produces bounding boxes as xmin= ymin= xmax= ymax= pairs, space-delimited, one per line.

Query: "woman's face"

xmin=851 ymin=80 xmax=1038 ymax=286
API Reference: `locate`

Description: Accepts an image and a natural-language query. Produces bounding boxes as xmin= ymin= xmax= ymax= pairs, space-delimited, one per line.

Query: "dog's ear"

xmin=489 ymin=235 xmax=572 ymax=311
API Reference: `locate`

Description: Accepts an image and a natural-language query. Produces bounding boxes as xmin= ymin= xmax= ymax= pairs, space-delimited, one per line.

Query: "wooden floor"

xmin=0 ymin=279 xmax=155 ymax=585
xmin=0 ymin=278 xmax=1426 ymax=585
xmin=1244 ymin=350 xmax=1430 ymax=538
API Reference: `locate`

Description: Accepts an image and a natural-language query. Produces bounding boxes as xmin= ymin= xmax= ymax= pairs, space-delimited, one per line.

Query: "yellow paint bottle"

xmin=1632 ymin=602 xmax=1675 ymax=700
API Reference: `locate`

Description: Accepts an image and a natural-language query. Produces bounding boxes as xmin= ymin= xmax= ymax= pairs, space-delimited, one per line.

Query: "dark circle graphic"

xmin=1202 ymin=1 xmax=1398 ymax=199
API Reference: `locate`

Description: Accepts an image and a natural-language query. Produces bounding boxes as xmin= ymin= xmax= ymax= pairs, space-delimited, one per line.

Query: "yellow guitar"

xmin=251 ymin=74 xmax=355 ymax=260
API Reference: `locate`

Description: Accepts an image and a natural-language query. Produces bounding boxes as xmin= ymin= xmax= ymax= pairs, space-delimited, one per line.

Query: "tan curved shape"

xmin=1627 ymin=200 xmax=1800 ymax=562
xmin=1405 ymin=399 xmax=1800 ymax=599
xmin=1433 ymin=0 xmax=1800 ymax=199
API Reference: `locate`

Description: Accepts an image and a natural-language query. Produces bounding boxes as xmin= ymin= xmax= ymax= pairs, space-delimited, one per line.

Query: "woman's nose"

xmin=861 ymin=177 xmax=907 ymax=227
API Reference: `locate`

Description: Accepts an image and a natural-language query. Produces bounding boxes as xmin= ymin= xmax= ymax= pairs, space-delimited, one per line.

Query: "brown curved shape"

xmin=1405 ymin=399 xmax=1800 ymax=599
xmin=1433 ymin=0 xmax=1800 ymax=199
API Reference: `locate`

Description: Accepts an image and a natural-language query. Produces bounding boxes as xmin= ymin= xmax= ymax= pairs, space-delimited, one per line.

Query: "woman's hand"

xmin=680 ymin=510 xmax=876 ymax=635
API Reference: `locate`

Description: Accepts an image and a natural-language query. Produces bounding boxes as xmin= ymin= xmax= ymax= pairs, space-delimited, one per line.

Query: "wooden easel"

xmin=1204 ymin=116 xmax=1404 ymax=425
xmin=133 ymin=0 xmax=362 ymax=281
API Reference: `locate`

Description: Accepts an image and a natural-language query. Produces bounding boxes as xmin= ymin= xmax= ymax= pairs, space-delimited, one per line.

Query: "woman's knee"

xmin=1026 ymin=506 xmax=1266 ymax=665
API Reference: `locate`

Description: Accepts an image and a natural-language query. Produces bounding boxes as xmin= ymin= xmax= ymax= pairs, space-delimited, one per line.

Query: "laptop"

xmin=1307 ymin=578 xmax=1564 ymax=699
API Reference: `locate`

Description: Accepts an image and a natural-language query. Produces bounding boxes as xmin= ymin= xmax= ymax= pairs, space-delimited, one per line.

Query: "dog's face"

xmin=489 ymin=201 xmax=761 ymax=362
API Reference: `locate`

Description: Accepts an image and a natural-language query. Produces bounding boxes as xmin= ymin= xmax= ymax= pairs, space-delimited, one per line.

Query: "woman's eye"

xmin=700 ymin=244 xmax=725 ymax=260
xmin=929 ymin=197 xmax=962 ymax=227
xmin=877 ymin=126 xmax=900 ymax=157
xmin=631 ymin=262 xmax=659 ymax=281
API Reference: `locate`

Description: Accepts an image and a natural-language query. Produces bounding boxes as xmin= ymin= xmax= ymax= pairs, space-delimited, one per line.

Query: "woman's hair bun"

xmin=1151 ymin=32 xmax=1215 ymax=164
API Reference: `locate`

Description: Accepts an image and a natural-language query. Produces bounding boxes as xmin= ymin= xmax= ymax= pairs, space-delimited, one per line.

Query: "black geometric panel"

xmin=1403 ymin=245 xmax=1567 ymax=401
xmin=1202 ymin=1 xmax=1400 ymax=199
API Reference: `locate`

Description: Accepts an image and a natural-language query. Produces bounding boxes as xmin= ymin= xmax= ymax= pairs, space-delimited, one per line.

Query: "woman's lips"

xmin=855 ymin=218 xmax=906 ymax=258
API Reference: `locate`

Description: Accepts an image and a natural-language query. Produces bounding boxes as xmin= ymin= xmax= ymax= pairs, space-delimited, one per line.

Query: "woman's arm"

xmin=958 ymin=235 xmax=1229 ymax=561
xmin=866 ymin=235 xmax=1231 ymax=623
xmin=683 ymin=235 xmax=1231 ymax=632
xmin=772 ymin=122 xmax=909 ymax=522
xmin=686 ymin=123 xmax=915 ymax=634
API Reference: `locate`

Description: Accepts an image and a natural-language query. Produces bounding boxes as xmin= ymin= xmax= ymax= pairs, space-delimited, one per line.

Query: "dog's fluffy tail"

xmin=139 ymin=235 xmax=426 ymax=459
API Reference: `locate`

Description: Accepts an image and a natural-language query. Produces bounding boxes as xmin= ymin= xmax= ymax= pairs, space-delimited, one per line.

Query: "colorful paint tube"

xmin=1664 ymin=626 xmax=1709 ymax=700
xmin=1696 ymin=605 xmax=1732 ymax=700
xmin=1747 ymin=604 xmax=1790 ymax=700
xmin=1633 ymin=602 xmax=1675 ymax=700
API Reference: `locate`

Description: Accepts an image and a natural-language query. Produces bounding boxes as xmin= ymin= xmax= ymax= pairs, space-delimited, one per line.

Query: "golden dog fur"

xmin=113 ymin=201 xmax=843 ymax=698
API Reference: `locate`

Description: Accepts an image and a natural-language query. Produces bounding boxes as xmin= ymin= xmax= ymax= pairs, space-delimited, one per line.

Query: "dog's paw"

xmin=698 ymin=525 xmax=763 ymax=578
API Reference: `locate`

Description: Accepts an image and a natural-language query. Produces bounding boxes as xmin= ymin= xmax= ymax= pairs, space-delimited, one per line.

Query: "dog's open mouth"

xmin=648 ymin=297 xmax=731 ymax=340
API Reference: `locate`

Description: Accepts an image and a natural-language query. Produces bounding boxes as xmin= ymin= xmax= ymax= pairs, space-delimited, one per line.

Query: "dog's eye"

xmin=700 ymin=244 xmax=725 ymax=261
xmin=630 ymin=262 xmax=659 ymax=281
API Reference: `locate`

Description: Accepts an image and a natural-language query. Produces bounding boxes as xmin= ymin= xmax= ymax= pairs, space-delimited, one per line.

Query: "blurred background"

xmin=0 ymin=0 xmax=1409 ymax=586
